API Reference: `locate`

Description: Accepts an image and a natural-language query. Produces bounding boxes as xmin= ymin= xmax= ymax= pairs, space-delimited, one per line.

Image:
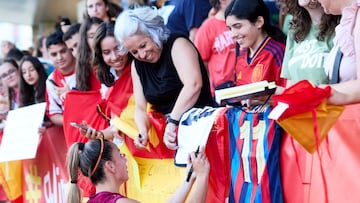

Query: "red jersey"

xmin=235 ymin=37 xmax=286 ymax=87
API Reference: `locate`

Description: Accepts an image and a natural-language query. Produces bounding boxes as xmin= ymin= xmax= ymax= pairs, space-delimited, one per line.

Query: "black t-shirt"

xmin=134 ymin=33 xmax=214 ymax=114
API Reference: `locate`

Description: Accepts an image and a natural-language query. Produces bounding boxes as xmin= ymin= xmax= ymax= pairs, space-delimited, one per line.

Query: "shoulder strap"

xmin=331 ymin=48 xmax=343 ymax=84
xmin=233 ymin=42 xmax=240 ymax=85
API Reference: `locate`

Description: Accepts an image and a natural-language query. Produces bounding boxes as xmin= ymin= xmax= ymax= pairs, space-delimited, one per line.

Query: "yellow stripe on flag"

xmin=0 ymin=160 xmax=22 ymax=200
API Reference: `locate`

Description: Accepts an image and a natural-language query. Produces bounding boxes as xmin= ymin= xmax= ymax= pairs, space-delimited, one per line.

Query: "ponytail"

xmin=66 ymin=142 xmax=84 ymax=203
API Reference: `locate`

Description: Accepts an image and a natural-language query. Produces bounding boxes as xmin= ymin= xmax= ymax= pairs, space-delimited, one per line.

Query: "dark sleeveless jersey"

xmin=134 ymin=33 xmax=213 ymax=114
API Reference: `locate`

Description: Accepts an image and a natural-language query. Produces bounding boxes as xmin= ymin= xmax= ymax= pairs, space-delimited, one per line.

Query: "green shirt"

xmin=281 ymin=25 xmax=334 ymax=84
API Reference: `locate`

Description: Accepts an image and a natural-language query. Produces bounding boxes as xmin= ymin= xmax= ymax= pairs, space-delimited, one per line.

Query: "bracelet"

xmin=166 ymin=116 xmax=179 ymax=126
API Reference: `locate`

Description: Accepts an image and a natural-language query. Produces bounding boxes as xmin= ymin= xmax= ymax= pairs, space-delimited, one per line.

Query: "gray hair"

xmin=114 ymin=6 xmax=170 ymax=53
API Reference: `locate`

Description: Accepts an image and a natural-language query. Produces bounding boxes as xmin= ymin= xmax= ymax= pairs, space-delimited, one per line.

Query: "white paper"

xmin=268 ymin=102 xmax=289 ymax=120
xmin=0 ymin=102 xmax=46 ymax=162
xmin=175 ymin=107 xmax=223 ymax=165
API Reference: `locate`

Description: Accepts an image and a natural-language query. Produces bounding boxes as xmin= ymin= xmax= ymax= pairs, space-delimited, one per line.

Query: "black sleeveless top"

xmin=134 ymin=33 xmax=213 ymax=114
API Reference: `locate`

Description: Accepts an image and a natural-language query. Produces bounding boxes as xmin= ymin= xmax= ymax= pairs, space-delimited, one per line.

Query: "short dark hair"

xmin=46 ymin=31 xmax=65 ymax=49
xmin=6 ymin=48 xmax=24 ymax=62
xmin=63 ymin=23 xmax=81 ymax=42
xmin=60 ymin=17 xmax=72 ymax=26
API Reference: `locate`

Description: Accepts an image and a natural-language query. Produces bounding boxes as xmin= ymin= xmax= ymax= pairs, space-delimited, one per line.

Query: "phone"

xmin=48 ymin=79 xmax=59 ymax=87
xmin=70 ymin=122 xmax=88 ymax=131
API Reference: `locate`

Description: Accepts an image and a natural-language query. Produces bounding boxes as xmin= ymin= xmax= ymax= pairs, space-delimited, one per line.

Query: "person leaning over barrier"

xmin=114 ymin=6 xmax=214 ymax=151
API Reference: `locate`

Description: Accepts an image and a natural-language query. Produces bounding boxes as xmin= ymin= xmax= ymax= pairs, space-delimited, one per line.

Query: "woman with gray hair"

xmin=114 ymin=6 xmax=214 ymax=150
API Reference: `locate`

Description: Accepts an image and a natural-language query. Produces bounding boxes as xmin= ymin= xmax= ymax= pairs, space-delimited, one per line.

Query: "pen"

xmin=186 ymin=145 xmax=200 ymax=182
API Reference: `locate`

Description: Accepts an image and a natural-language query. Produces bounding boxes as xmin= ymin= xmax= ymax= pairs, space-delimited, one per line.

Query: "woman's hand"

xmin=38 ymin=126 xmax=46 ymax=136
xmin=163 ymin=123 xmax=178 ymax=150
xmin=53 ymin=79 xmax=70 ymax=101
xmin=134 ymin=133 xmax=148 ymax=149
xmin=38 ymin=121 xmax=52 ymax=136
xmin=190 ymin=148 xmax=210 ymax=179
xmin=79 ymin=120 xmax=104 ymax=139
xmin=327 ymin=87 xmax=348 ymax=105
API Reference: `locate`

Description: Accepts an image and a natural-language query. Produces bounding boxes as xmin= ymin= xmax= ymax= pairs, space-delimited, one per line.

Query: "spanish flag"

xmin=0 ymin=131 xmax=23 ymax=202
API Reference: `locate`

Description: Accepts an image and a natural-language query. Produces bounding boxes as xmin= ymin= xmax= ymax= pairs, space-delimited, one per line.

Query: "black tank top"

xmin=134 ymin=33 xmax=213 ymax=114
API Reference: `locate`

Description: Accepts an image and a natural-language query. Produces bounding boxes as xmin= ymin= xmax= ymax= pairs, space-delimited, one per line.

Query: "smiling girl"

xmin=79 ymin=21 xmax=135 ymax=141
xmin=0 ymin=59 xmax=20 ymax=110
xmin=225 ymin=0 xmax=287 ymax=89
xmin=94 ymin=21 xmax=133 ymax=89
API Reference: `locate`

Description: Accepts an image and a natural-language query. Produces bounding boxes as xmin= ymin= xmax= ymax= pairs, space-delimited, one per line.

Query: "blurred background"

xmin=0 ymin=0 xmax=103 ymax=53
xmin=0 ymin=0 xmax=279 ymax=59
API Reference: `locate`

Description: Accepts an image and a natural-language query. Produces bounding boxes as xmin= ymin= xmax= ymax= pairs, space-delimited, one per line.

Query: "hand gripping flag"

xmin=271 ymin=80 xmax=344 ymax=153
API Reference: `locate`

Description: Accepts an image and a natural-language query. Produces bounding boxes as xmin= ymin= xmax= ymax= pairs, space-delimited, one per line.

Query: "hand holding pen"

xmin=134 ymin=133 xmax=149 ymax=149
xmin=186 ymin=146 xmax=210 ymax=182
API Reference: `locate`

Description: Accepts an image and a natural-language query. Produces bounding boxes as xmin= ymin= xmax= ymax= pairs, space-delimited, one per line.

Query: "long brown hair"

xmin=285 ymin=0 xmax=340 ymax=42
xmin=93 ymin=21 xmax=133 ymax=87
xmin=18 ymin=56 xmax=47 ymax=107
xmin=75 ymin=17 xmax=103 ymax=91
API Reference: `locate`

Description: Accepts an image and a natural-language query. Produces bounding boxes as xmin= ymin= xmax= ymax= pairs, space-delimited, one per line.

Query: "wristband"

xmin=166 ymin=116 xmax=179 ymax=126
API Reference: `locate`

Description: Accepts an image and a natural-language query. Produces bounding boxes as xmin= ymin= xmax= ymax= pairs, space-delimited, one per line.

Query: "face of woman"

xmin=0 ymin=62 xmax=19 ymax=89
xmin=122 ymin=34 xmax=162 ymax=63
xmin=110 ymin=145 xmax=128 ymax=182
xmin=87 ymin=24 xmax=101 ymax=50
xmin=86 ymin=0 xmax=108 ymax=21
xmin=226 ymin=15 xmax=264 ymax=51
xmin=21 ymin=61 xmax=39 ymax=86
xmin=317 ymin=0 xmax=342 ymax=15
xmin=101 ymin=36 xmax=129 ymax=72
